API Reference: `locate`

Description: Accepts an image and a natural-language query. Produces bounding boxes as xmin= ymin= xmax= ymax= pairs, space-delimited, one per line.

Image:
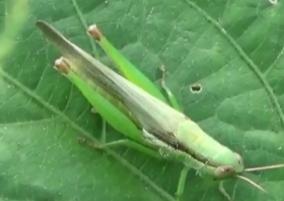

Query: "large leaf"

xmin=1 ymin=0 xmax=284 ymax=200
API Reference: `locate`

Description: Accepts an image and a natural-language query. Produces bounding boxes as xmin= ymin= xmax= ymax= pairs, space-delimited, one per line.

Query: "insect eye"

xmin=221 ymin=166 xmax=231 ymax=173
xmin=223 ymin=167 xmax=230 ymax=172
xmin=215 ymin=166 xmax=235 ymax=178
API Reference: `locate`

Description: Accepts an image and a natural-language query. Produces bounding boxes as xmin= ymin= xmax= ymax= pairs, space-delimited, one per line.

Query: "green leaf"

xmin=1 ymin=0 xmax=284 ymax=201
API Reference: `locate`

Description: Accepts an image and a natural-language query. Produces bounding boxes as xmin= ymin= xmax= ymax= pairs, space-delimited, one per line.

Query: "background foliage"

xmin=1 ymin=0 xmax=284 ymax=200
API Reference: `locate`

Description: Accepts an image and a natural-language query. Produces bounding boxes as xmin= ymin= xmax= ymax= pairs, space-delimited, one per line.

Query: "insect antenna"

xmin=245 ymin=163 xmax=284 ymax=172
xmin=235 ymin=175 xmax=266 ymax=193
xmin=235 ymin=163 xmax=284 ymax=193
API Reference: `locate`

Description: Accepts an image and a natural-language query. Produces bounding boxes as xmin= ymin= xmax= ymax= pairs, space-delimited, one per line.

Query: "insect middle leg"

xmin=91 ymin=107 xmax=107 ymax=143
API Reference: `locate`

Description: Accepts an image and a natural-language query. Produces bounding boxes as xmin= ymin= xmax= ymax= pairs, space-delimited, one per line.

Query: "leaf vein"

xmin=71 ymin=0 xmax=99 ymax=57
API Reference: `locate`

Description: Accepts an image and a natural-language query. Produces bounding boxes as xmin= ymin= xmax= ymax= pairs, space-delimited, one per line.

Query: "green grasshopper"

xmin=36 ymin=20 xmax=284 ymax=201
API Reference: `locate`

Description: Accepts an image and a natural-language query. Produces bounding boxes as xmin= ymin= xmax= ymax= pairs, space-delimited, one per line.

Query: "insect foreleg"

xmin=218 ymin=181 xmax=233 ymax=201
xmin=175 ymin=166 xmax=190 ymax=201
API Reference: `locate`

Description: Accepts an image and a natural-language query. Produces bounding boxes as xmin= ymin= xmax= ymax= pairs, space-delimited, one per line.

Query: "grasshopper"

xmin=36 ymin=20 xmax=284 ymax=201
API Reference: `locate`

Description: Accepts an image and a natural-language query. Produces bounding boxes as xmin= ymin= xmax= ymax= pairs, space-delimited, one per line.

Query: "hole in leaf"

xmin=189 ymin=83 xmax=202 ymax=94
